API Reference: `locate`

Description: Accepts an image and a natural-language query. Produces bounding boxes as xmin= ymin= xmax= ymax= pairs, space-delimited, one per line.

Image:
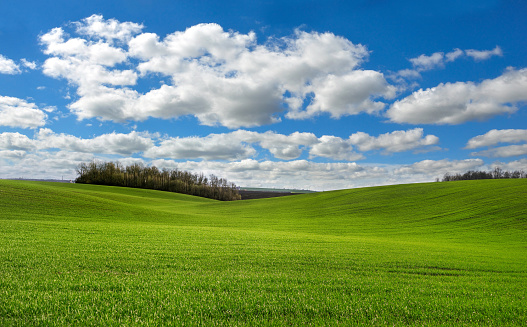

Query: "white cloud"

xmin=465 ymin=46 xmax=503 ymax=61
xmin=409 ymin=52 xmax=445 ymax=71
xmin=143 ymin=129 xmax=436 ymax=162
xmin=40 ymin=24 xmax=137 ymax=94
xmin=0 ymin=128 xmax=441 ymax=164
xmin=144 ymin=132 xmax=256 ymax=161
xmin=396 ymin=69 xmax=421 ymax=79
xmin=287 ymin=71 xmax=396 ymax=119
xmin=35 ymin=129 xmax=154 ymax=155
xmin=0 ymin=129 xmax=154 ymax=156
xmin=144 ymin=130 xmax=324 ymax=161
xmin=349 ymin=128 xmax=439 ymax=153
xmin=493 ymin=159 xmax=527 ymax=172
xmin=394 ymin=159 xmax=485 ymax=177
xmin=309 ymin=135 xmax=363 ymax=161
xmin=0 ymin=54 xmax=21 ymax=74
xmin=471 ymin=144 xmax=527 ymax=158
xmin=445 ymin=48 xmax=464 ymax=62
xmin=0 ymin=96 xmax=49 ymax=128
xmin=0 ymin=150 xmax=95 ymax=180
xmin=386 ymin=68 xmax=527 ymax=124
xmin=401 ymin=46 xmax=503 ymax=79
xmin=246 ymin=130 xmax=319 ymax=160
xmin=75 ymin=14 xmax=144 ymax=43
xmin=40 ymin=17 xmax=395 ymax=128
xmin=0 ymin=132 xmax=35 ymax=151
xmin=466 ymin=129 xmax=527 ymax=149
xmin=0 ymin=150 xmax=27 ymax=160
xmin=21 ymin=59 xmax=37 ymax=70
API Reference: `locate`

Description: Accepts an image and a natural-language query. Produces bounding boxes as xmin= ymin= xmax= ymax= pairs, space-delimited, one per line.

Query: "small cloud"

xmin=466 ymin=46 xmax=503 ymax=61
xmin=445 ymin=48 xmax=464 ymax=62
xmin=21 ymin=59 xmax=37 ymax=70
xmin=409 ymin=52 xmax=445 ymax=72
xmin=0 ymin=54 xmax=21 ymax=74
xmin=37 ymin=86 xmax=46 ymax=90
xmin=397 ymin=69 xmax=421 ymax=79
xmin=42 ymin=106 xmax=56 ymax=113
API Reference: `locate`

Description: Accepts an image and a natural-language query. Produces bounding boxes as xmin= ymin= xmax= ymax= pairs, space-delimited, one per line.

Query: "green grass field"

xmin=0 ymin=179 xmax=526 ymax=326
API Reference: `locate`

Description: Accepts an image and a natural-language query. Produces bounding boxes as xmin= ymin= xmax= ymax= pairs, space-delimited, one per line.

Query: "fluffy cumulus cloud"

xmin=467 ymin=129 xmax=527 ymax=158
xmin=75 ymin=14 xmax=144 ymax=43
xmin=39 ymin=16 xmax=395 ymax=128
xmin=0 ymin=129 xmax=154 ymax=156
xmin=471 ymin=144 xmax=527 ymax=158
xmin=0 ymin=54 xmax=21 ymax=74
xmin=386 ymin=68 xmax=527 ymax=124
xmin=0 ymin=132 xmax=35 ymax=151
xmin=35 ymin=129 xmax=154 ymax=155
xmin=0 ymin=96 xmax=51 ymax=129
xmin=309 ymin=135 xmax=363 ymax=161
xmin=144 ymin=132 xmax=257 ymax=161
xmin=466 ymin=129 xmax=527 ymax=149
xmin=349 ymin=128 xmax=439 ymax=153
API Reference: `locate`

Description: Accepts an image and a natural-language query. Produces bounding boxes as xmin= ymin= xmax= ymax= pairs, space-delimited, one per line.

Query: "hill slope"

xmin=0 ymin=179 xmax=526 ymax=325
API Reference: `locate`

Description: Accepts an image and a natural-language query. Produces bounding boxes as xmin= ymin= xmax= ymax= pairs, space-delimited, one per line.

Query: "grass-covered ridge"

xmin=1 ymin=179 xmax=526 ymax=325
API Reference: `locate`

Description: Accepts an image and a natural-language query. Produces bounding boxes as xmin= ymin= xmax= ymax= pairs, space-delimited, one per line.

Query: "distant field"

xmin=0 ymin=179 xmax=526 ymax=325
xmin=238 ymin=187 xmax=316 ymax=200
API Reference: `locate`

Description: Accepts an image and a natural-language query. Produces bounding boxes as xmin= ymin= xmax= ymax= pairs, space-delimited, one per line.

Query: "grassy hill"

xmin=0 ymin=179 xmax=526 ymax=325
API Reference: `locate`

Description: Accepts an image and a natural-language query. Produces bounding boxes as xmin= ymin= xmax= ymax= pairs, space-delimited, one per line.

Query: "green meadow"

xmin=0 ymin=179 xmax=526 ymax=326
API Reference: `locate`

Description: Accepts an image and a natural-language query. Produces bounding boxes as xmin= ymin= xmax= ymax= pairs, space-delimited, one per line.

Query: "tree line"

xmin=75 ymin=161 xmax=241 ymax=201
xmin=440 ymin=167 xmax=527 ymax=182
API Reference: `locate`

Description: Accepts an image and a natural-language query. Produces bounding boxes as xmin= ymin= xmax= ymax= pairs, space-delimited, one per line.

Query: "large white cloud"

xmin=288 ymin=71 xmax=395 ymax=119
xmin=386 ymin=68 xmax=527 ymax=124
xmin=40 ymin=16 xmax=395 ymax=128
xmin=0 ymin=132 xmax=35 ymax=150
xmin=0 ymin=96 xmax=50 ymax=129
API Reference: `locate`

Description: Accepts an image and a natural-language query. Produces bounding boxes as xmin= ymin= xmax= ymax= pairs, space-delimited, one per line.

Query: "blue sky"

xmin=1 ymin=0 xmax=526 ymax=190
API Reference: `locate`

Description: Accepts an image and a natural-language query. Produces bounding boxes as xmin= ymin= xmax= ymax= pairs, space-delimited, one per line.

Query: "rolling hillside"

xmin=1 ymin=179 xmax=526 ymax=325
